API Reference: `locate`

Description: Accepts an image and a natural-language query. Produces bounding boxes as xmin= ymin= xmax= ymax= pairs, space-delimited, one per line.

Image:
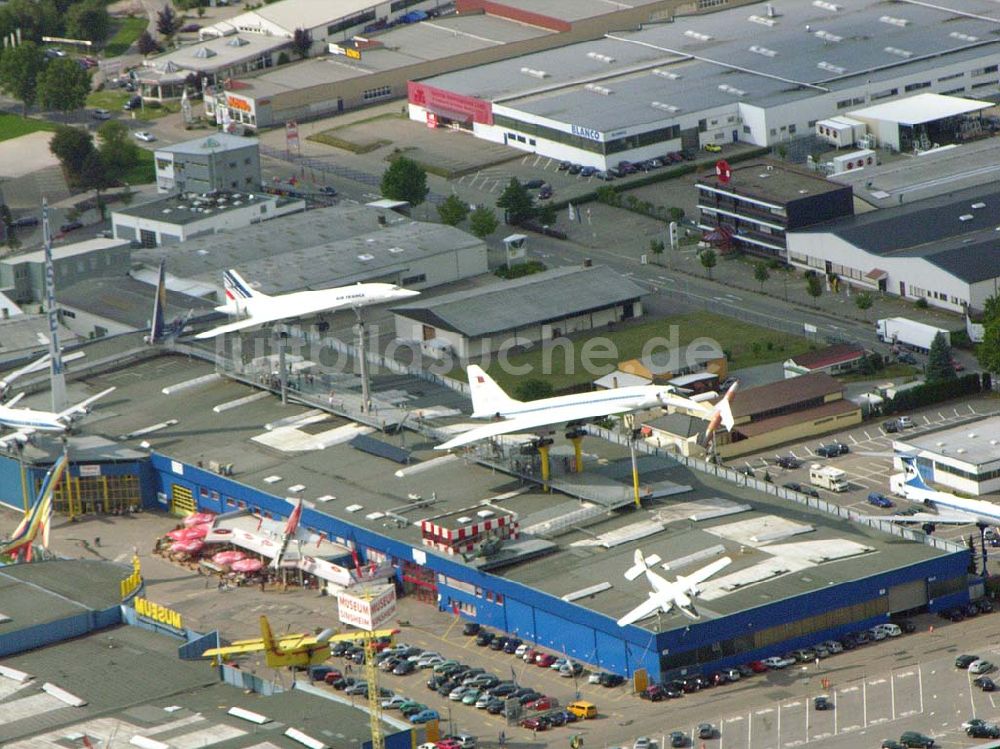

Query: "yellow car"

xmin=703 ymin=143 xmax=722 ymax=153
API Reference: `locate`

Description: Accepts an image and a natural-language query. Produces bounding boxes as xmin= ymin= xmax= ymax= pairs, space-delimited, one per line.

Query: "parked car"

xmin=462 ymin=689 xmax=482 ymax=705
xmin=567 ymin=164 xmax=583 ymax=175
xmin=640 ymin=685 xmax=665 ymax=702
xmin=956 ymin=654 xmax=980 ymax=669
xmin=489 ymin=683 xmax=517 ymax=697
xmin=393 ymin=660 xmax=416 ymax=675
xmin=559 ymin=663 xmax=583 ymax=677
xmin=536 ymin=654 xmax=557 ymax=668
xmin=748 ymin=660 xmax=769 ymax=673
xmin=662 ymin=683 xmax=683 ymax=698
xmin=526 ymin=696 xmax=557 ymax=711
xmin=668 ymin=731 xmax=687 ymax=748
xmin=814 ymin=695 xmax=832 ymax=710
xmin=703 ymin=143 xmax=722 ymax=152
xmin=524 ymin=179 xmax=546 ymax=189
xmin=382 ymin=695 xmax=408 ymax=709
xmin=59 ymin=220 xmax=83 ymax=233
xmin=775 ymin=456 xmax=801 ymax=469
xmin=868 ymin=492 xmax=894 ymax=508
xmin=696 ymin=723 xmax=715 ymax=740
xmin=580 ymin=166 xmax=596 ymax=178
xmin=974 ymin=676 xmax=996 ymax=692
xmin=319 ymin=185 xmax=338 ymax=196
xmin=762 ymin=656 xmax=794 ymax=669
xmin=898 ymin=731 xmax=934 ymax=747
xmin=92 ymin=108 xmax=111 ymax=120
xmin=599 ymin=673 xmax=625 ymax=687
xmin=475 ymin=632 xmax=495 ymax=647
xmin=883 ymin=419 xmax=899 ymax=433
xmin=123 ymin=95 xmax=143 ymax=111
xmin=816 ymin=442 xmax=849 ymax=458
xmin=557 ymin=161 xmax=571 ymax=171
xmin=969 ymin=658 xmax=994 ymax=674
xmin=485 ymin=699 xmax=505 ymax=714
xmin=503 ymin=638 xmax=522 ymax=653
xmin=410 ymin=709 xmax=440 ymax=724
xmin=519 ymin=717 xmax=548 ymax=731
xmin=12 ymin=216 xmax=39 ymax=228
xmin=489 ymin=637 xmax=508 ymax=651
xmin=594 ymin=170 xmax=614 ymax=181
xmin=969 ymin=723 xmax=1000 ymax=738
xmin=897 ymin=416 xmax=915 ymax=428
xmin=633 ymin=737 xmax=651 ymax=749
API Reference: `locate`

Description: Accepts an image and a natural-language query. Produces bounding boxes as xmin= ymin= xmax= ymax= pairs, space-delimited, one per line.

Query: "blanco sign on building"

xmin=336 ymin=584 xmax=396 ymax=631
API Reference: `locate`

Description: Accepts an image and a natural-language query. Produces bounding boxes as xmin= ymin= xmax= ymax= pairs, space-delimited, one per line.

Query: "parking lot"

xmin=731 ymin=396 xmax=1000 ymax=545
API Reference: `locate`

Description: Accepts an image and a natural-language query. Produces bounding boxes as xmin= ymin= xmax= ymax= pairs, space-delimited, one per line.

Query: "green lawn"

xmin=464 ymin=312 xmax=817 ymax=392
xmin=123 ymin=148 xmax=155 ymax=184
xmin=840 ymin=363 xmax=919 ymax=383
xmin=105 ymin=16 xmax=148 ymax=57
xmin=0 ymin=113 xmax=57 ymax=143
xmin=134 ymin=101 xmax=181 ymax=121
xmin=86 ymin=90 xmax=130 ymax=110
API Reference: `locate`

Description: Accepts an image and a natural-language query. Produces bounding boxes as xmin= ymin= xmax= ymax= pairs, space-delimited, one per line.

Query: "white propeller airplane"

xmin=195 ymin=269 xmax=420 ymax=339
xmin=617 ymin=549 xmax=732 ymax=626
xmin=435 ymin=365 xmax=737 ymax=450
xmin=882 ymin=455 xmax=1000 ymax=526
xmin=0 ymin=386 xmax=116 ymax=448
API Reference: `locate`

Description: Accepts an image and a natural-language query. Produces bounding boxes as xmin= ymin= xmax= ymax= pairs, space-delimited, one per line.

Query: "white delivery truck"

xmin=809 ymin=464 xmax=850 ymax=492
xmin=875 ymin=317 xmax=950 ymax=352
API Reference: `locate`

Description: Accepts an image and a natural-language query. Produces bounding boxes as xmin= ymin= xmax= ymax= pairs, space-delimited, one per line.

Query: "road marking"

xmin=840 ymin=724 xmax=860 ymax=732
xmin=839 ymin=686 xmax=858 ymax=693
xmin=727 ymin=715 xmax=745 ymax=722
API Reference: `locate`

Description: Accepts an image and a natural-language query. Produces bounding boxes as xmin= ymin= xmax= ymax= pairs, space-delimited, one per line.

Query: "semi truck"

xmin=875 ymin=317 xmax=950 ymax=353
xmin=809 ymin=464 xmax=849 ymax=492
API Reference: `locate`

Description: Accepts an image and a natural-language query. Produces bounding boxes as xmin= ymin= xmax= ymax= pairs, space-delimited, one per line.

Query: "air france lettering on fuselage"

xmin=571 ymin=124 xmax=602 ymax=142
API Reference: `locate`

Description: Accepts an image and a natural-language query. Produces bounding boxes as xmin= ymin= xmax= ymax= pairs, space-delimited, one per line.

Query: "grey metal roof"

xmin=894 ymin=416 xmax=1000 ymax=466
xmin=0 ymin=315 xmax=80 ymax=359
xmin=156 ymin=133 xmax=259 ymax=156
xmin=421 ymin=0 xmax=1000 ymax=132
xmin=391 ymin=265 xmax=646 ymax=338
xmin=58 ymin=275 xmax=216 ymax=330
xmin=798 ymin=183 xmax=1000 ymax=283
xmin=133 ymin=204 xmax=485 ymax=294
xmin=0 ymin=624 xmax=405 ymax=748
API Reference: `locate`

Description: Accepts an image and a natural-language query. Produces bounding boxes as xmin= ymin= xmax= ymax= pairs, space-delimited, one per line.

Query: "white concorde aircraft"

xmin=435 ymin=365 xmax=737 ymax=450
xmin=195 ymin=269 xmax=419 ymax=339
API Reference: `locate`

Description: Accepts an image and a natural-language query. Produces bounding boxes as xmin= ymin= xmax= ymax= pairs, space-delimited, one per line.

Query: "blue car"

xmin=409 ymin=709 xmax=439 ymax=724
xmin=868 ymin=492 xmax=894 ymax=508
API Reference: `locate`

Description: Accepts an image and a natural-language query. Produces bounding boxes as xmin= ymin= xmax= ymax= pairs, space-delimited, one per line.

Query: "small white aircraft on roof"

xmin=882 ymin=455 xmax=1000 ymax=526
xmin=435 ymin=365 xmax=737 ymax=450
xmin=0 ymin=386 xmax=115 ymax=447
xmin=617 ymin=549 xmax=732 ymax=625
xmin=195 ymin=269 xmax=420 ymax=339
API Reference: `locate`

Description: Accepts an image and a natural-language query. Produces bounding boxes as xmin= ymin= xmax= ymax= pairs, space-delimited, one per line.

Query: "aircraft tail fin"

xmin=149 ymin=260 xmax=167 ymax=345
xmin=223 ymin=270 xmax=268 ymax=313
xmin=704 ymin=381 xmax=737 ymax=441
xmin=625 ymin=548 xmax=656 ymax=581
xmin=900 ymin=455 xmax=932 ymax=490
xmin=259 ymin=615 xmax=278 ymax=655
xmin=468 ymin=365 xmax=522 ymax=418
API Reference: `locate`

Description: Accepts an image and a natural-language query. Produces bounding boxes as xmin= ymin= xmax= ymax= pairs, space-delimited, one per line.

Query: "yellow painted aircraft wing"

xmin=327 ymin=628 xmax=399 ymax=643
xmin=202 ymin=640 xmax=267 ymax=658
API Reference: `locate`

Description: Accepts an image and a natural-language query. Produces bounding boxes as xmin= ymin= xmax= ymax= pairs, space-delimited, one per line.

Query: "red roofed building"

xmin=784 ymin=343 xmax=867 ymax=378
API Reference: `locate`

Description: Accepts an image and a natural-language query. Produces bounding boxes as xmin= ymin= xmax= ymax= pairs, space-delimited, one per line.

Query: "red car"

xmin=523 ymin=648 xmax=539 ymax=663
xmin=323 ymin=670 xmax=344 ymax=684
xmin=436 ymin=740 xmax=461 ymax=749
xmin=526 ymin=696 xmax=556 ymax=711
xmin=536 ymin=654 xmax=557 ymax=668
xmin=519 ymin=717 xmax=548 ymax=731
xmin=748 ymin=661 xmax=769 ymax=673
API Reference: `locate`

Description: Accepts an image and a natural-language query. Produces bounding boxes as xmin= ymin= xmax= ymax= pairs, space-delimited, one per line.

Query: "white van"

xmin=875 ymin=623 xmax=902 ymax=638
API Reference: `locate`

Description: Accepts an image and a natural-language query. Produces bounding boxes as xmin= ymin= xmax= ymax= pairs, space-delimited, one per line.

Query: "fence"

xmin=220 ymin=663 xmax=283 ymax=695
xmin=585 ymin=425 xmax=965 ymax=554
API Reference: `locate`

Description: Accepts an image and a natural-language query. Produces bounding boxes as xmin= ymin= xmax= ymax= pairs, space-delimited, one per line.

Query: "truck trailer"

xmin=875 ymin=317 xmax=950 ymax=352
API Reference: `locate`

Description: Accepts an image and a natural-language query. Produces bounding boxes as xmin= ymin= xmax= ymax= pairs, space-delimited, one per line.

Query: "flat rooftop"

xmin=36 ymin=349 xmax=955 ymax=635
xmin=7 ymin=237 xmax=128 ymax=264
xmin=421 ymin=0 xmax=1000 ymax=131
xmin=133 ymin=203 xmax=485 ymax=293
xmin=58 ymin=275 xmax=216 ymax=330
xmin=231 ymin=13 xmax=552 ymax=98
xmin=0 ymin=560 xmax=129 ymax=635
xmin=114 ymin=191 xmax=288 ymax=227
xmin=848 ymin=93 xmax=991 ymax=125
xmin=155 ymin=133 xmax=259 ymax=156
xmin=0 ymin=624 xmax=404 ymax=748
xmin=893 ymin=416 xmax=1000 ymax=466
xmin=698 ymin=161 xmax=849 ymax=204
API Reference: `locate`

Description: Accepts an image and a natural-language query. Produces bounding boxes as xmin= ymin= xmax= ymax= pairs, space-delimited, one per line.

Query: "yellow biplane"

xmin=202 ymin=615 xmax=398 ymax=668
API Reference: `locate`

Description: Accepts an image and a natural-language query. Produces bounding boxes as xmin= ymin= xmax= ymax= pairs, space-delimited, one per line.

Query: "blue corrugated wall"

xmin=148 ymin=452 xmax=970 ymax=681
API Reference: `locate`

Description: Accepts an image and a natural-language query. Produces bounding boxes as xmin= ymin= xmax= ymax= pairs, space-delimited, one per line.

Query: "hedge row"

xmin=883 ymin=373 xmax=990 ymax=414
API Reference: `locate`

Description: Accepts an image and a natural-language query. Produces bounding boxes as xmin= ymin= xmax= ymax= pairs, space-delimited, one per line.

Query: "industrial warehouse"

xmin=407 ymin=0 xmax=1000 ymax=169
xmin=0 ymin=347 xmax=971 ymax=683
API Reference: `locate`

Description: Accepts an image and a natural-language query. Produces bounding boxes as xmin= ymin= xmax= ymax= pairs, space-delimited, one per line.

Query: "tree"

xmin=854 ymin=291 xmax=874 ymax=319
xmin=496 ymin=177 xmax=535 ymax=226
xmin=380 ymin=156 xmax=428 ymax=207
xmin=291 ymin=27 xmax=312 ymax=58
xmin=156 ymin=4 xmax=178 ymax=37
xmin=668 ymin=206 xmax=684 ymax=223
xmin=0 ymin=41 xmax=44 ymax=115
xmin=514 ymin=378 xmax=554 ymax=401
xmin=753 ymin=261 xmax=769 ymax=291
xmin=468 ymin=205 xmax=498 ymax=239
xmin=80 ymin=149 xmax=113 ymax=213
xmin=66 ymin=0 xmax=110 ymax=43
xmin=927 ymin=331 xmax=956 ymax=383
xmin=137 ymin=30 xmax=160 ymax=56
xmin=536 ymin=202 xmax=557 ymax=226
xmin=978 ymin=318 xmax=1000 ymax=375
xmin=49 ymin=124 xmax=96 ymax=184
xmin=983 ymin=294 xmax=1000 ymax=323
xmin=37 ymin=57 xmax=91 ymax=115
xmin=699 ymin=248 xmax=717 ymax=279
xmin=806 ymin=273 xmax=823 ymax=302
xmin=97 ymin=120 xmax=139 ymax=183
xmin=436 ymin=195 xmax=468 ymax=226
xmin=649 ymin=238 xmax=664 ymax=257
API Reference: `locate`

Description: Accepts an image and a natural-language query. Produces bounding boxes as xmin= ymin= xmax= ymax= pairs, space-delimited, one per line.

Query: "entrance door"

xmin=422 ymin=325 xmax=435 ymax=341
xmin=171 ymin=484 xmax=196 ymax=515
xmin=899 ymin=281 xmax=906 ymax=296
